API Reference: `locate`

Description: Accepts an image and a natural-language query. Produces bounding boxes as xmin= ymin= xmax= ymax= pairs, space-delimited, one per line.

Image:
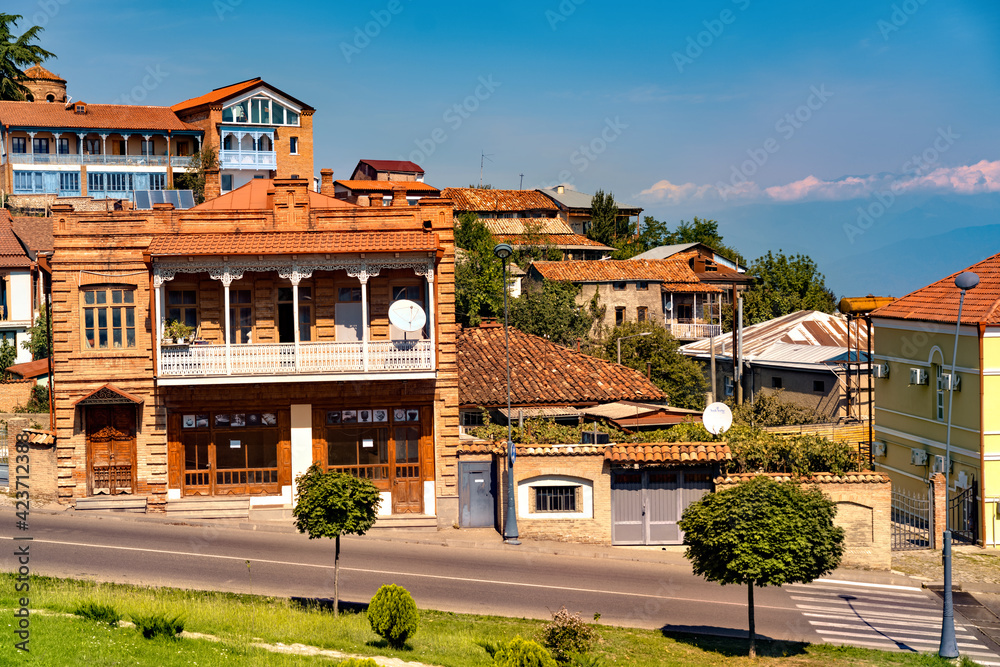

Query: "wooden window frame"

xmin=81 ymin=285 xmax=137 ymax=351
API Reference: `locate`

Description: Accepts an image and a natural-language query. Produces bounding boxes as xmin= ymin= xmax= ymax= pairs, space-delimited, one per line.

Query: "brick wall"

xmin=717 ymin=472 xmax=892 ymax=570
xmin=510 ymin=451 xmax=612 ymax=544
xmin=0 ymin=381 xmax=34 ymax=412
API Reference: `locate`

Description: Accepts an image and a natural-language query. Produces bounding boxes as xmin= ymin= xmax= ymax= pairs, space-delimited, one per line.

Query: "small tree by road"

xmin=292 ymin=464 xmax=381 ymax=616
xmin=679 ymin=476 xmax=844 ymax=658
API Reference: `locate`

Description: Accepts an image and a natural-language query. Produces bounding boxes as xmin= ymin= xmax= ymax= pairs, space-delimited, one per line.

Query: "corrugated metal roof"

xmin=580 ymin=401 xmax=700 ymax=420
xmin=754 ymin=342 xmax=854 ymax=364
xmin=481 ymin=218 xmax=574 ymax=235
xmin=537 ymin=187 xmax=643 ymax=213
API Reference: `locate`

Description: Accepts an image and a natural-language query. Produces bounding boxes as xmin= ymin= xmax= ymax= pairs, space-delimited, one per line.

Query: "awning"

xmin=73 ymin=383 xmax=144 ymax=406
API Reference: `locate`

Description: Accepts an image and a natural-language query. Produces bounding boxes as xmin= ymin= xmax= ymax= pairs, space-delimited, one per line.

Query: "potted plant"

xmin=164 ymin=320 xmax=195 ymax=344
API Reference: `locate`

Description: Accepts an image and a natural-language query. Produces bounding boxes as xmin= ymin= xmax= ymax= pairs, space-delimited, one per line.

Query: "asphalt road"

xmin=5 ymin=508 xmax=999 ymax=663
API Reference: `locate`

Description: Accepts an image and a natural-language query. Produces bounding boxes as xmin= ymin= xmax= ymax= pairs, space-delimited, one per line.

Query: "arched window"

xmin=46 ymin=93 xmax=54 ymax=102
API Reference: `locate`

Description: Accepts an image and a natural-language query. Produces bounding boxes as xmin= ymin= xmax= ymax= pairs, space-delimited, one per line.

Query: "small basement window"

xmin=771 ymin=376 xmax=782 ymax=389
xmin=533 ymin=486 xmax=579 ymax=513
xmin=813 ymin=380 xmax=825 ymax=392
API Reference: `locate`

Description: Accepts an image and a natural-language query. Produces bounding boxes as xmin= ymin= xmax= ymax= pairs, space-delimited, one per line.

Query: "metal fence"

xmin=891 ymin=485 xmax=932 ymax=550
xmin=950 ymin=480 xmax=978 ymax=545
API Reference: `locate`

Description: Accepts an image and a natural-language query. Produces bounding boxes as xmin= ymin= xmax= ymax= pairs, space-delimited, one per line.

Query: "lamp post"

xmin=939 ymin=270 xmax=978 ymax=659
xmin=493 ymin=242 xmax=519 ymax=545
xmin=617 ymin=331 xmax=653 ymax=365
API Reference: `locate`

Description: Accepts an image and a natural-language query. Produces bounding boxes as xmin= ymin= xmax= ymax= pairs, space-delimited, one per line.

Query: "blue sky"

xmin=8 ymin=0 xmax=999 ymax=297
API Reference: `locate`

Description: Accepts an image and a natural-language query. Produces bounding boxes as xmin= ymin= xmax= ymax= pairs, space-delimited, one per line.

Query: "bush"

xmin=367 ymin=584 xmax=418 ymax=649
xmin=130 ymin=612 xmax=184 ymax=639
xmin=338 ymin=659 xmax=379 ymax=667
xmin=493 ymin=636 xmax=557 ymax=667
xmin=74 ymin=601 xmax=120 ymax=627
xmin=540 ymin=607 xmax=595 ymax=663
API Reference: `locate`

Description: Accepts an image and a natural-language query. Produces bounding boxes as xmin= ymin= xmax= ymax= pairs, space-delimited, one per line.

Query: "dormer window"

xmin=75 ymin=103 xmax=86 ymax=114
xmin=222 ymin=95 xmax=299 ymax=126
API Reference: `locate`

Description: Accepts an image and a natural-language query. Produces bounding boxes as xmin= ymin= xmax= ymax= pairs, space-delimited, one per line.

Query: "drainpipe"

xmin=979 ymin=322 xmax=987 ymax=546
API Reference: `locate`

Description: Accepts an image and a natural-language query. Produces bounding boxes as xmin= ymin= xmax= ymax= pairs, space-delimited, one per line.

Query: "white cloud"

xmin=638 ymin=179 xmax=714 ymax=204
xmin=763 ymin=175 xmax=876 ymax=201
xmin=894 ymin=159 xmax=1000 ymax=195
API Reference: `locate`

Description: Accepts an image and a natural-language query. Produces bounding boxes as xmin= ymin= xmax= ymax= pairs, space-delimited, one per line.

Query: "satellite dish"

xmin=702 ymin=402 xmax=733 ymax=435
xmin=388 ymin=299 xmax=427 ymax=332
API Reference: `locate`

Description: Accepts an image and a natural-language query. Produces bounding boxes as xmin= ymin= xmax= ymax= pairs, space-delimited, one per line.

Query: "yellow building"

xmin=872 ymin=255 xmax=1000 ymax=546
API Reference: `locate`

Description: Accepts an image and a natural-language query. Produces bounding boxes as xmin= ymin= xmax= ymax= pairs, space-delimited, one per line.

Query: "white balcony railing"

xmin=218 ymin=149 xmax=277 ymax=170
xmin=8 ymin=153 xmax=192 ymax=168
xmin=160 ymin=340 xmax=433 ymax=377
xmin=669 ymin=322 xmax=722 ymax=340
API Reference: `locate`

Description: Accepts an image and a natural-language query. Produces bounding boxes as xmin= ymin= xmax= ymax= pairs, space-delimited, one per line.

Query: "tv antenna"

xmin=519 ymin=173 xmax=524 ymax=189
xmin=480 ymin=151 xmax=493 ymax=188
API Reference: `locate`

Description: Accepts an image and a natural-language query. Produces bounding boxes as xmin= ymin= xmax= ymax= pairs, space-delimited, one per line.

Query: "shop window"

xmin=83 ymin=287 xmax=135 ymax=349
xmin=181 ymin=411 xmax=280 ymax=491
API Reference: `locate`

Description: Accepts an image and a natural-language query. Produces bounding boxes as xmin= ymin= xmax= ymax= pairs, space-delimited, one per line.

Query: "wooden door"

xmin=391 ymin=425 xmax=422 ymax=513
xmin=87 ymin=405 xmax=136 ymax=495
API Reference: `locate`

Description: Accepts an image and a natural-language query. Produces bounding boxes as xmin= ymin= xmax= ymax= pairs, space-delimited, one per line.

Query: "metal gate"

xmin=891 ymin=485 xmax=932 ymax=550
xmin=611 ymin=468 xmax=713 ymax=545
xmin=950 ymin=480 xmax=978 ymax=545
xmin=458 ymin=461 xmax=496 ymax=528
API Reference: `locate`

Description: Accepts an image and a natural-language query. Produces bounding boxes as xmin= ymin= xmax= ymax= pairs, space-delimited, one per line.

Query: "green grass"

xmin=0 ymin=573 xmax=984 ymax=666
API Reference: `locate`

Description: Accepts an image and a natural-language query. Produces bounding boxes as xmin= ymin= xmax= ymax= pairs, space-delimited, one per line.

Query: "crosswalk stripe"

xmin=788 ymin=595 xmax=936 ymax=612
xmin=805 ymin=615 xmax=971 ymax=633
xmin=817 ymin=631 xmax=993 ymax=654
xmin=794 ymin=603 xmax=943 ymax=622
xmin=809 ymin=623 xmax=981 ymax=641
xmin=789 ymin=583 xmax=929 ymax=599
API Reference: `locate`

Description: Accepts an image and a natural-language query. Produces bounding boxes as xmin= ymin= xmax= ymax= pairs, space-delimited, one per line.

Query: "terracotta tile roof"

xmin=715 ymin=472 xmax=889 ymax=484
xmin=148 ymin=231 xmax=439 ymax=257
xmin=606 ymin=443 xmax=732 ymax=464
xmin=532 ymin=258 xmax=709 ymax=284
xmin=661 ymin=282 xmax=722 ymax=294
xmin=442 ymin=188 xmax=559 ymax=213
xmin=20 ymin=428 xmax=55 ymax=446
xmin=481 ymin=218 xmax=573 ymax=235
xmin=10 ymin=215 xmax=53 ymax=256
xmin=457 ymin=325 xmax=665 ymax=407
xmin=872 ymin=252 xmax=1000 ymax=325
xmin=334 ymin=180 xmax=440 ymax=193
xmin=0 ymin=212 xmax=32 ymax=268
xmin=23 ymin=63 xmax=64 ymax=82
xmin=6 ymin=358 xmax=49 ymax=379
xmin=0 ymin=100 xmax=199 ymax=132
xmin=171 ymin=78 xmax=314 ymax=114
xmin=493 ymin=233 xmax=612 ymax=250
xmin=358 ymin=160 xmax=424 ymax=173
xmin=192 ymin=179 xmax=356 ymax=210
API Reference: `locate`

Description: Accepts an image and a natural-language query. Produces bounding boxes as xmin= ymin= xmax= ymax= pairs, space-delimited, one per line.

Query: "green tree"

xmin=454 ymin=213 xmax=505 ymax=326
xmin=292 ymin=464 xmax=380 ymax=616
xmin=613 ymin=215 xmax=743 ymax=263
xmin=586 ymin=190 xmax=622 ymax=247
xmin=22 ymin=306 xmax=49 ymax=360
xmin=174 ymin=145 xmax=218 ymax=204
xmin=0 ymin=14 xmax=54 ymax=101
xmin=512 ymin=220 xmax=562 ymax=268
xmin=679 ymin=476 xmax=844 ymax=658
xmin=599 ymin=321 xmax=708 ymax=410
xmin=736 ymin=250 xmax=837 ymax=326
xmin=0 ymin=335 xmax=15 ymax=375
xmin=728 ymin=390 xmax=825 ymax=427
xmin=509 ymin=280 xmax=601 ymax=348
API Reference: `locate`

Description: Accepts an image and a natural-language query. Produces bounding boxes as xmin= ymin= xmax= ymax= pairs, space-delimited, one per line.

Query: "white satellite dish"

xmin=702 ymin=402 xmax=733 ymax=435
xmin=388 ymin=299 xmax=427 ymax=332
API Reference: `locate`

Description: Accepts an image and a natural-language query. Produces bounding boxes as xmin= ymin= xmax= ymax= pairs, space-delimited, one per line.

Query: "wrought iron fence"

xmin=949 ymin=480 xmax=978 ymax=545
xmin=891 ymin=485 xmax=932 ymax=550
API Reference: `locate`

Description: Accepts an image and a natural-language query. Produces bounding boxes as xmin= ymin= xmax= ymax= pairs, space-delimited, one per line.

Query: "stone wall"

xmin=716 ymin=472 xmax=892 ymax=570
xmin=0 ymin=380 xmax=34 ymax=412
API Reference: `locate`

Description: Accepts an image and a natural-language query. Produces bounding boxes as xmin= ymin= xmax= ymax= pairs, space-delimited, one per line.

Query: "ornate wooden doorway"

xmin=86 ymin=405 xmax=136 ymax=495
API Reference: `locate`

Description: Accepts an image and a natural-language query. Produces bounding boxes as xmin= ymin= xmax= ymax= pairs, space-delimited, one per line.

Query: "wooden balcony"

xmin=669 ymin=321 xmax=721 ymax=340
xmin=159 ymin=339 xmax=434 ymax=384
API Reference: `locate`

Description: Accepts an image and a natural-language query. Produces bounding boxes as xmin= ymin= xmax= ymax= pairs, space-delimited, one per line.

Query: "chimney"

xmin=357 ymin=194 xmax=371 ymax=207
xmin=556 ymin=185 xmax=565 ymax=194
xmin=391 ymin=183 xmax=408 ymax=207
xmin=203 ymin=165 xmax=221 ymax=202
xmin=320 ymin=168 xmax=335 ymax=196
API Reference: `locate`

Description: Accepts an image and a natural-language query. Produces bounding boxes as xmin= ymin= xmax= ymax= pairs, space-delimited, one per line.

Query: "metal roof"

xmin=537 ymin=187 xmax=642 ymax=213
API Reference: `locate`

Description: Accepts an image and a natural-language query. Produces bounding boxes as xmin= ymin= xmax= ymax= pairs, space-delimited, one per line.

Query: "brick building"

xmin=48 ymin=177 xmax=461 ymax=524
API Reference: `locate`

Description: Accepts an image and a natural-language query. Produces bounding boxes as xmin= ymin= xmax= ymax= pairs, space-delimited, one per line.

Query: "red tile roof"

xmin=334 ymin=180 xmax=440 ymax=193
xmin=442 ymin=188 xmax=559 ymax=213
xmin=493 ymin=233 xmax=612 ymax=249
xmin=171 ymin=78 xmax=314 ymax=114
xmin=0 ymin=212 xmax=32 ymax=268
xmin=661 ymin=282 xmax=721 ymax=294
xmin=193 ymin=179 xmax=356 ymax=210
xmin=147 ymin=231 xmax=439 ymax=257
xmin=6 ymin=358 xmax=49 ymax=379
xmin=358 ymin=160 xmax=424 ymax=173
xmin=606 ymin=443 xmax=732 ymax=464
xmin=0 ymin=100 xmax=198 ymax=132
xmin=482 ymin=218 xmax=574 ymax=236
xmin=457 ymin=325 xmax=665 ymax=407
xmin=532 ymin=258 xmax=715 ymax=286
xmin=23 ymin=63 xmax=64 ymax=82
xmin=872 ymin=252 xmax=1000 ymax=325
xmin=716 ymin=472 xmax=889 ymax=484
xmin=10 ymin=215 xmax=53 ymax=256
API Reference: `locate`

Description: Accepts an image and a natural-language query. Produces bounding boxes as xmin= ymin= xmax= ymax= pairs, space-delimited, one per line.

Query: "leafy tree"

xmin=735 ymin=250 xmax=837 ymax=326
xmin=598 ymin=321 xmax=708 ymax=410
xmin=509 ymin=280 xmax=601 ymax=347
xmin=612 ymin=215 xmax=743 ymax=264
xmin=292 ymin=464 xmax=380 ymax=616
xmin=728 ymin=390 xmax=825 ymax=427
xmin=454 ymin=212 xmax=490 ymax=251
xmin=174 ymin=145 xmax=218 ymax=204
xmin=454 ymin=213 xmax=505 ymax=326
xmin=22 ymin=306 xmax=49 ymax=360
xmin=512 ymin=220 xmax=562 ymax=268
xmin=679 ymin=476 xmax=844 ymax=657
xmin=586 ymin=190 xmax=624 ymax=247
xmin=0 ymin=335 xmax=15 ymax=375
xmin=0 ymin=14 xmax=55 ymax=101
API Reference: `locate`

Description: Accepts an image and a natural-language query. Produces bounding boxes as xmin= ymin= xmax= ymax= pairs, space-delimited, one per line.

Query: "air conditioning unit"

xmin=911 ymin=449 xmax=928 ymax=466
xmin=873 ymin=363 xmax=890 ymax=379
xmin=932 ymin=455 xmax=947 ymax=474
xmin=872 ymin=441 xmax=886 ymax=457
xmin=942 ymin=372 xmax=961 ymax=391
xmin=910 ymin=368 xmax=929 ymax=385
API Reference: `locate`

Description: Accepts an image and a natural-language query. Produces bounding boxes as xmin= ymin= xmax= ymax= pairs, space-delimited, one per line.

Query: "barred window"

xmin=533 ymin=486 xmax=579 ymax=513
xmin=83 ymin=287 xmax=136 ymax=349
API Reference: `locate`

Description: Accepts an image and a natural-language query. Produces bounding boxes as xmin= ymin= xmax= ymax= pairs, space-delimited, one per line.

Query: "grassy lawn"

xmin=0 ymin=573 xmax=982 ymax=666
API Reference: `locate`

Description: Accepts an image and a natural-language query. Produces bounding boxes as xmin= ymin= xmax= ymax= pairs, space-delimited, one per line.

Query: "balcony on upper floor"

xmin=7 ymin=153 xmax=193 ymax=168
xmin=669 ymin=320 xmax=722 ymax=340
xmin=218 ymin=149 xmax=277 ymax=170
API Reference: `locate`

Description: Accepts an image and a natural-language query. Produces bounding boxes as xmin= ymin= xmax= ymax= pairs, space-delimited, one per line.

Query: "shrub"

xmin=493 ymin=637 xmax=557 ymax=667
xmin=540 ymin=607 xmax=595 ymax=663
xmin=338 ymin=659 xmax=379 ymax=667
xmin=130 ymin=612 xmax=184 ymax=639
xmin=74 ymin=601 xmax=120 ymax=627
xmin=367 ymin=584 xmax=418 ymax=649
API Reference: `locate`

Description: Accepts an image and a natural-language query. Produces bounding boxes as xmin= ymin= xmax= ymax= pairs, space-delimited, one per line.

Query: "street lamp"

xmin=617 ymin=331 xmax=653 ymax=365
xmin=939 ymin=270 xmax=978 ymax=659
xmin=493 ymin=242 xmax=519 ymax=545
